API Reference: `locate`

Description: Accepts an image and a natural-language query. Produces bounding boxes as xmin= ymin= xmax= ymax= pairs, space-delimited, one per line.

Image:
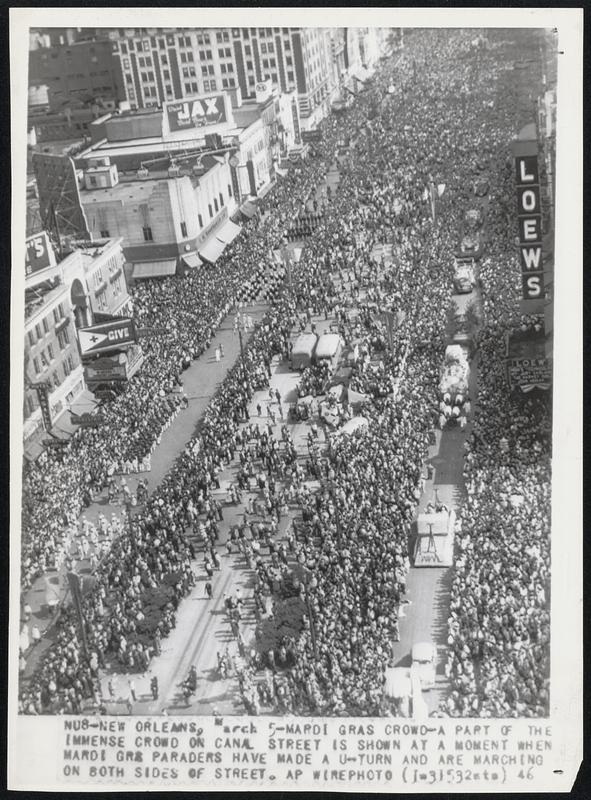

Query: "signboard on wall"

xmin=25 ymin=231 xmax=55 ymax=277
xmin=255 ymin=81 xmax=272 ymax=103
xmin=507 ymin=356 xmax=552 ymax=391
xmin=514 ymin=144 xmax=545 ymax=301
xmin=163 ymin=93 xmax=232 ymax=134
xmin=84 ymin=354 xmax=128 ymax=383
xmin=78 ymin=317 xmax=137 ymax=356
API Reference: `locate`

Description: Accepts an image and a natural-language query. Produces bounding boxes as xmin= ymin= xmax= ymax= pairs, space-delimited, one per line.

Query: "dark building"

xmin=28 ymin=37 xmax=125 ymax=112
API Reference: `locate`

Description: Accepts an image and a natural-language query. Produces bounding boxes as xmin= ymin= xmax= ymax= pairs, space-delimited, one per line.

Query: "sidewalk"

xmin=20 ymin=302 xmax=269 ymax=679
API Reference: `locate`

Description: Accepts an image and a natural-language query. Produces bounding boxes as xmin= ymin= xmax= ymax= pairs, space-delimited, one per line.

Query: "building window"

xmin=28 ymin=331 xmax=35 ymax=347
xmin=142 ymin=226 xmax=153 ymax=241
xmin=209 ymin=79 xmax=216 ymax=90
xmin=219 ymin=191 xmax=224 ymax=206
xmin=57 ymin=327 xmax=70 ymax=350
xmin=35 ymin=323 xmax=42 ymax=341
xmin=180 ymin=221 xmax=187 ymax=237
xmin=42 ymin=317 xmax=50 ymax=334
xmin=47 ymin=343 xmax=54 ymax=361
xmin=198 ymin=213 xmax=203 ymax=228
xmin=100 ymin=228 xmax=109 ymax=237
xmin=208 ymin=203 xmax=213 ymax=218
xmin=228 ymin=183 xmax=232 ymax=197
xmin=213 ymin=197 xmax=219 ymax=212
xmin=33 ymin=356 xmax=40 ymax=375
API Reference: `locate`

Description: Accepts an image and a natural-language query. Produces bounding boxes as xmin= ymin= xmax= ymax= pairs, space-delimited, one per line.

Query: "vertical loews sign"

xmin=515 ymin=146 xmax=545 ymax=300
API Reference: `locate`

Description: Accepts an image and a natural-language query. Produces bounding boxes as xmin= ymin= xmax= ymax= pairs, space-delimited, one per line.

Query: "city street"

xmin=20 ymin=301 xmax=269 ymax=679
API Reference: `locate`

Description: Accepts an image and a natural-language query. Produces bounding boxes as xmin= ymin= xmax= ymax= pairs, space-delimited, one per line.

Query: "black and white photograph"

xmin=9 ymin=7 xmax=582 ymax=793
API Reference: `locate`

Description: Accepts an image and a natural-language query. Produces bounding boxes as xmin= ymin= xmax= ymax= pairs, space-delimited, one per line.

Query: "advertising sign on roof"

xmin=25 ymin=231 xmax=56 ymax=278
xmin=163 ymin=93 xmax=232 ymax=135
xmin=78 ymin=317 xmax=137 ymax=356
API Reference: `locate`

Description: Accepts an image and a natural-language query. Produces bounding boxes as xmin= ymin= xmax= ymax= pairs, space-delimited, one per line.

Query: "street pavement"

xmin=390 ymin=283 xmax=482 ymax=714
xmin=20 ymin=302 xmax=269 ymax=679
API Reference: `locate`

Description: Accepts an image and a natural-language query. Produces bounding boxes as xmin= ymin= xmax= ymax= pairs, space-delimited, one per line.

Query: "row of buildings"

xmin=28 ymin=27 xmax=394 ymax=277
xmin=22 ymin=26 xmax=394 ymax=458
xmin=28 ymin=26 xmax=391 ymax=141
xmin=23 ymin=231 xmax=134 ymax=459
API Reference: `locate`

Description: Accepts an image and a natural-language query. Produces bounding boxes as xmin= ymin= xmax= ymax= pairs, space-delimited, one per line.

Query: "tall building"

xmin=101 ymin=27 xmax=358 ymax=127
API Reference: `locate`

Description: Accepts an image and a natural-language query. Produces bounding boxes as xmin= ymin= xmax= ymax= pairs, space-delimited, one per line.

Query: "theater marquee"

xmin=514 ymin=144 xmax=545 ymax=301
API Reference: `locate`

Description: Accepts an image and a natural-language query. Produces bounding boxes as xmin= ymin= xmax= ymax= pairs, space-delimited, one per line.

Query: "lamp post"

xmin=303 ymin=570 xmax=319 ymax=661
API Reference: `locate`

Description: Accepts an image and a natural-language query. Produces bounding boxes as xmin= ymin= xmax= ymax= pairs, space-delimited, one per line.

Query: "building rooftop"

xmin=24 ymin=280 xmax=66 ymax=322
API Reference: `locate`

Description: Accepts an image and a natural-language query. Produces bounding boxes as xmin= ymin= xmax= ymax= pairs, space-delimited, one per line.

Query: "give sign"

xmin=515 ymin=152 xmax=545 ymax=300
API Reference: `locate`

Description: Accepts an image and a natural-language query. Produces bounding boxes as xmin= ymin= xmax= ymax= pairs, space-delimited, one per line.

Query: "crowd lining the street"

xmin=19 ymin=28 xmax=551 ymax=718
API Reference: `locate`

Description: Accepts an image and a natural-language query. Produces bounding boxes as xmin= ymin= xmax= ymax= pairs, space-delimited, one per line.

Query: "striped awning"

xmin=133 ymin=259 xmax=177 ymax=279
xmin=199 ymin=237 xmax=226 ymax=264
xmin=215 ymin=219 xmax=242 ymax=245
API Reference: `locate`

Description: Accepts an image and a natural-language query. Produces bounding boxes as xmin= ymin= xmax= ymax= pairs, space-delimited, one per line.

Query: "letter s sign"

xmin=522 ymin=272 xmax=544 ymax=299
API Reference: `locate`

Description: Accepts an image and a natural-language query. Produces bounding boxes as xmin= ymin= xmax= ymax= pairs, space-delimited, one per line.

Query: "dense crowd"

xmin=20 ymin=28 xmax=552 ymax=717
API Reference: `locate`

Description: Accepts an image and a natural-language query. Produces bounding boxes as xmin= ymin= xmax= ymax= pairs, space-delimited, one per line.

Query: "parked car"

xmin=411 ymin=642 xmax=437 ymax=690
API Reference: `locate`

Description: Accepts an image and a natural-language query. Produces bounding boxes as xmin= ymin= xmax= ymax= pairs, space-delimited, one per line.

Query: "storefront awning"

xmin=239 ymin=200 xmax=258 ymax=219
xmin=198 ymin=237 xmax=226 ymax=264
xmin=182 ymin=253 xmax=202 ymax=269
xmin=215 ymin=219 xmax=242 ymax=245
xmin=133 ymin=259 xmax=177 ymax=279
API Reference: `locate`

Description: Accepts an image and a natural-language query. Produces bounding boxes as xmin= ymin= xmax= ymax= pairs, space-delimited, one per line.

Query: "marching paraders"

xmin=439 ymin=391 xmax=472 ymax=429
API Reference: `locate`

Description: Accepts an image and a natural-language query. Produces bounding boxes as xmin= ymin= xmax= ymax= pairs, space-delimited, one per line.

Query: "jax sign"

xmin=514 ymin=145 xmax=545 ymax=300
xmin=78 ymin=318 xmax=137 ymax=357
xmin=163 ymin=93 xmax=231 ymax=133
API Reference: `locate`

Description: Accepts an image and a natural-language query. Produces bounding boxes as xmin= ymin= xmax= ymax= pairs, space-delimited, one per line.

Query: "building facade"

xmin=23 ymin=231 xmax=132 ymax=453
xmin=100 ymin=27 xmax=360 ymax=127
xmin=28 ymin=36 xmax=125 ymax=112
xmin=33 ymin=91 xmax=293 ymax=272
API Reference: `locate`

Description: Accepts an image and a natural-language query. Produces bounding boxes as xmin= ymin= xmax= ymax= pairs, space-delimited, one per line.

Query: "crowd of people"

xmin=19 ymin=28 xmax=552 ymax=718
xmin=443 ymin=108 xmax=552 ymax=715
